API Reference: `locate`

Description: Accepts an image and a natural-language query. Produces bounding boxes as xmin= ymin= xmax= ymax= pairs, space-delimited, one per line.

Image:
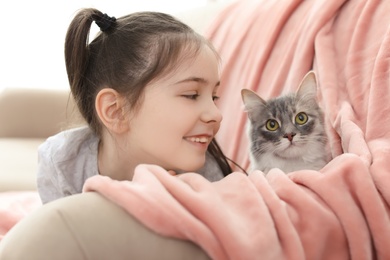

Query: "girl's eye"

xmin=182 ymin=94 xmax=199 ymax=100
xmin=295 ymin=112 xmax=308 ymax=125
xmin=266 ymin=119 xmax=279 ymax=131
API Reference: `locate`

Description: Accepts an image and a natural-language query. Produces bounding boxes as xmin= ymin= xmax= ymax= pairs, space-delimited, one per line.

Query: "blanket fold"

xmin=83 ymin=0 xmax=390 ymax=259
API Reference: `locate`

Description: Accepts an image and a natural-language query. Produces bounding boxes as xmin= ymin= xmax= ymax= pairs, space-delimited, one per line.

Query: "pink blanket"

xmin=0 ymin=191 xmax=41 ymax=241
xmin=84 ymin=0 xmax=390 ymax=259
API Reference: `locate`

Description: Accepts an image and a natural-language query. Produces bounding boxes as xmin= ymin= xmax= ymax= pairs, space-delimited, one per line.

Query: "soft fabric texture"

xmin=0 ymin=191 xmax=41 ymax=241
xmin=83 ymin=0 xmax=390 ymax=259
xmin=37 ymin=126 xmax=224 ymax=204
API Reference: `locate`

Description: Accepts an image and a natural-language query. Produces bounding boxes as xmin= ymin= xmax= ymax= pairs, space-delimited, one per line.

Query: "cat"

xmin=241 ymin=71 xmax=330 ymax=174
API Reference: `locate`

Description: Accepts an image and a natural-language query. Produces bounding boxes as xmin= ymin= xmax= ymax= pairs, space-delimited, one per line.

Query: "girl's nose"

xmin=201 ymin=100 xmax=223 ymax=124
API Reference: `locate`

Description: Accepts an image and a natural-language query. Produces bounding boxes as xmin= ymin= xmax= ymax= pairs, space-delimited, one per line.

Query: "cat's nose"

xmin=283 ymin=132 xmax=296 ymax=142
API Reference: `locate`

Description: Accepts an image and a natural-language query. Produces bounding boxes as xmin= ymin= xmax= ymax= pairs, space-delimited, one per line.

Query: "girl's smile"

xmin=183 ymin=134 xmax=213 ymax=150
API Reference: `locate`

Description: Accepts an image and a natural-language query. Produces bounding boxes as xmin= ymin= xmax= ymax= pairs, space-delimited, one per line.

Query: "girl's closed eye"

xmin=181 ymin=91 xmax=199 ymax=100
xmin=182 ymin=93 xmax=220 ymax=102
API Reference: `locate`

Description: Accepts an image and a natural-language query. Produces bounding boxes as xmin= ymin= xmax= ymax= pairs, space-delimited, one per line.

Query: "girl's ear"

xmin=95 ymin=88 xmax=130 ymax=134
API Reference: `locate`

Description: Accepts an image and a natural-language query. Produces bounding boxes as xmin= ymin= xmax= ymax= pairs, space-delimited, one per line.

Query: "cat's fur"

xmin=241 ymin=71 xmax=330 ymax=174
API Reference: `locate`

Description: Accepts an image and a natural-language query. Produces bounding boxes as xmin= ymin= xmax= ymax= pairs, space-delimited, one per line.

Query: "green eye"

xmin=266 ymin=119 xmax=279 ymax=131
xmin=295 ymin=112 xmax=308 ymax=125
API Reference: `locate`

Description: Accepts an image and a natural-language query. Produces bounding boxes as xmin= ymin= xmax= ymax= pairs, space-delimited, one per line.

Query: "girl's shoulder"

xmin=38 ymin=126 xmax=99 ymax=163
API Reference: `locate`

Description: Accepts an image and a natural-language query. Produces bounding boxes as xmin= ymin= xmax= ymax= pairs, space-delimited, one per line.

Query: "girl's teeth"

xmin=189 ymin=137 xmax=208 ymax=143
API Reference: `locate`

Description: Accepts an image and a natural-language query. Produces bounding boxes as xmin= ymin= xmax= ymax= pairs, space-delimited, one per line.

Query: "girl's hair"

xmin=65 ymin=8 xmax=235 ymax=176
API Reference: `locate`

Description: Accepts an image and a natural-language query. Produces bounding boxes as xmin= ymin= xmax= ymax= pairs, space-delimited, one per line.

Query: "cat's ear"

xmin=241 ymin=89 xmax=266 ymax=121
xmin=296 ymin=71 xmax=317 ymax=99
xmin=241 ymin=89 xmax=266 ymax=110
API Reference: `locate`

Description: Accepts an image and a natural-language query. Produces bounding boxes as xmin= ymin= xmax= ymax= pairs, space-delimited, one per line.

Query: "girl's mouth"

xmin=186 ymin=136 xmax=210 ymax=144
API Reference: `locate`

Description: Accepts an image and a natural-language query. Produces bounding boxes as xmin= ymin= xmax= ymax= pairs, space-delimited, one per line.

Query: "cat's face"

xmin=242 ymin=72 xmax=327 ymax=160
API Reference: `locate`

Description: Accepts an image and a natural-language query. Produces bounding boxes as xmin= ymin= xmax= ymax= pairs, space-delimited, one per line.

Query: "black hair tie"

xmin=95 ymin=13 xmax=116 ymax=32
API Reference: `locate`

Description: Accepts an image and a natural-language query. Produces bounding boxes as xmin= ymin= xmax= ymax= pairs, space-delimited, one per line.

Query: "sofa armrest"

xmin=0 ymin=192 xmax=210 ymax=260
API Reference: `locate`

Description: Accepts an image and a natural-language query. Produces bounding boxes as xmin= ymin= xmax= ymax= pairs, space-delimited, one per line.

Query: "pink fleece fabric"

xmin=84 ymin=0 xmax=390 ymax=259
xmin=0 ymin=192 xmax=41 ymax=241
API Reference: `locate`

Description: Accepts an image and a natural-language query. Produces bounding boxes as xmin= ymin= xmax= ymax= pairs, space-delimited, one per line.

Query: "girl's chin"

xmin=164 ymin=154 xmax=206 ymax=174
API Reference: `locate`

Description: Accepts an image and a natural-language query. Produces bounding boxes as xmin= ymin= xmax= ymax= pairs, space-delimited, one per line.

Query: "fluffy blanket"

xmin=83 ymin=0 xmax=390 ymax=259
xmin=0 ymin=191 xmax=41 ymax=241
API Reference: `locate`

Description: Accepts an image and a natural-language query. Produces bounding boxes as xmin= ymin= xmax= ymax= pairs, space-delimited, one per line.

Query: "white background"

xmin=0 ymin=0 xmax=215 ymax=90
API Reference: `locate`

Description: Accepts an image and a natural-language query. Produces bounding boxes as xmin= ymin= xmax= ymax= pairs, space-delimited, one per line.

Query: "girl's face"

xmin=125 ymin=46 xmax=222 ymax=172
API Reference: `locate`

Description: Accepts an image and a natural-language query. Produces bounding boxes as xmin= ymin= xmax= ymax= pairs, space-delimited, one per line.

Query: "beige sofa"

xmin=0 ymin=88 xmax=82 ymax=191
xmin=0 ymin=1 xmax=231 ymax=193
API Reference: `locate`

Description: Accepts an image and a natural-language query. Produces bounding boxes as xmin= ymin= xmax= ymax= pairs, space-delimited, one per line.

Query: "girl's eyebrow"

xmin=175 ymin=77 xmax=220 ymax=87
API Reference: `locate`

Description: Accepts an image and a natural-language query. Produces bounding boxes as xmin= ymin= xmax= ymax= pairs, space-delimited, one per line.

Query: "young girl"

xmin=37 ymin=8 xmax=235 ymax=204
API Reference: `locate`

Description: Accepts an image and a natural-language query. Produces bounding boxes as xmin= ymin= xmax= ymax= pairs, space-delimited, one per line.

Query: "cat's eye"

xmin=266 ymin=119 xmax=279 ymax=131
xmin=295 ymin=112 xmax=308 ymax=125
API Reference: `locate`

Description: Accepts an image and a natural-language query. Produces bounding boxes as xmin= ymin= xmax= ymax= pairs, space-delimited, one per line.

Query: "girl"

xmin=37 ymin=8 xmax=235 ymax=204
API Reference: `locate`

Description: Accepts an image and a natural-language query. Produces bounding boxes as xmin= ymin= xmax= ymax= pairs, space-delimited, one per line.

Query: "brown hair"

xmin=64 ymin=8 xmax=235 ymax=176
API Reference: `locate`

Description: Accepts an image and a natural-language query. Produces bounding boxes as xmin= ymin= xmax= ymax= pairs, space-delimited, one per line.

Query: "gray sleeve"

xmin=36 ymin=142 xmax=65 ymax=204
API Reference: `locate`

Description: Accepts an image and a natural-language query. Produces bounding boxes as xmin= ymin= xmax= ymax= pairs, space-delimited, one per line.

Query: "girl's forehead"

xmin=154 ymin=46 xmax=220 ymax=83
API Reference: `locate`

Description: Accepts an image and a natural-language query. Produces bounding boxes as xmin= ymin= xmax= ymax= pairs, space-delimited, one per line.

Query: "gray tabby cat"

xmin=241 ymin=71 xmax=330 ymax=174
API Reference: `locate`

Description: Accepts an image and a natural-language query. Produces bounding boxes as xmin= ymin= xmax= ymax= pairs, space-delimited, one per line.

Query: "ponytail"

xmin=65 ymin=9 xmax=100 ymax=127
xmin=65 ymin=9 xmax=119 ymax=136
